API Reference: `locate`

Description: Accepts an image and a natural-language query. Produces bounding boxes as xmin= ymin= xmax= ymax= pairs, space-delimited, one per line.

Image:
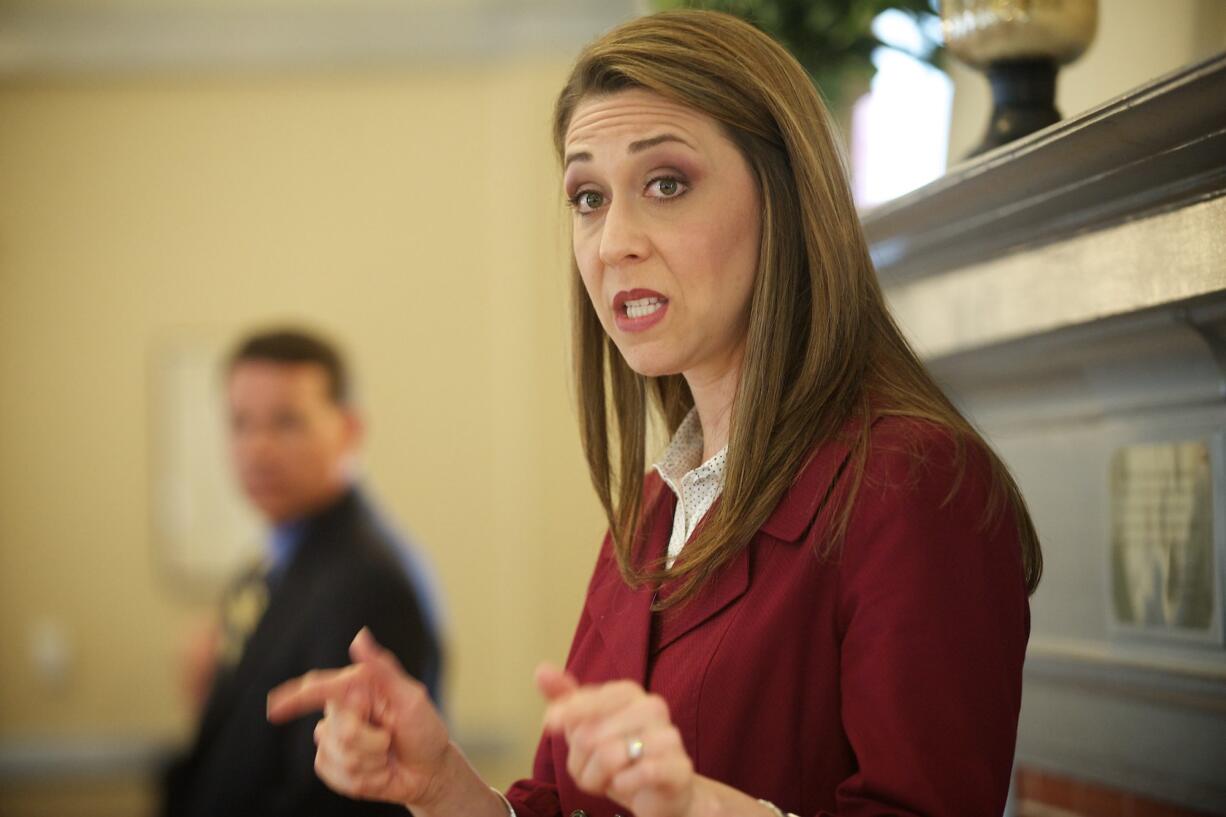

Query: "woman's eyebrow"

xmin=564 ymin=133 xmax=696 ymax=169
xmin=628 ymin=133 xmax=695 ymax=154
xmin=564 ymin=150 xmax=591 ymax=169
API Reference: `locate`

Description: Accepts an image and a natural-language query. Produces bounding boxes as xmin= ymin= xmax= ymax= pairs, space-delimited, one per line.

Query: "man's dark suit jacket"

xmin=162 ymin=487 xmax=443 ymax=817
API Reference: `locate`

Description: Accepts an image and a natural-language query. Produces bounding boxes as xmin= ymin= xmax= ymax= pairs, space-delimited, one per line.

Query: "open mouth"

xmin=623 ymin=296 xmax=666 ymax=319
xmin=612 ymin=289 xmax=669 ymax=332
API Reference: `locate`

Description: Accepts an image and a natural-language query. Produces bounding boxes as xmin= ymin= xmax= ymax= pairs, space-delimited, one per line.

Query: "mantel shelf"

xmin=864 ymin=51 xmax=1226 ymax=362
xmin=862 ymin=51 xmax=1226 ymax=287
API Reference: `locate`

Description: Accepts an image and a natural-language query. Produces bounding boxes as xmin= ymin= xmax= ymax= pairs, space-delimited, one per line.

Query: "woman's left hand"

xmin=538 ymin=664 xmax=701 ymax=817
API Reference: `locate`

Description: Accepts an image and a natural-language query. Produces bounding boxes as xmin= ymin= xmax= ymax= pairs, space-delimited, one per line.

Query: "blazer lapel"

xmin=194 ymin=562 xmax=271 ymax=747
xmin=652 ymin=413 xmax=877 ymax=652
xmin=194 ymin=562 xmax=302 ymax=747
xmin=759 ymin=413 xmax=878 ymax=543
xmin=586 ymin=476 xmax=673 ymax=685
xmin=652 ymin=539 xmax=749 ymax=653
xmin=195 ymin=492 xmax=359 ymax=747
xmin=585 ymin=413 xmax=874 ymax=669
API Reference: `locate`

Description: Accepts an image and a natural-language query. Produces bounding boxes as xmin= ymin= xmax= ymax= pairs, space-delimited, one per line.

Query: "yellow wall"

xmin=0 ymin=60 xmax=605 ymax=812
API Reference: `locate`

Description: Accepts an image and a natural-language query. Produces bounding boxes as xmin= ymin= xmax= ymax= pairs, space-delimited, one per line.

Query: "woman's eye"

xmin=647 ymin=176 xmax=687 ymax=199
xmin=571 ymin=190 xmax=605 ymax=214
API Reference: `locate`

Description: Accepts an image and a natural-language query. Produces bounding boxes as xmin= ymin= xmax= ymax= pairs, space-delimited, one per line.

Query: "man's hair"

xmin=228 ymin=328 xmax=351 ymax=405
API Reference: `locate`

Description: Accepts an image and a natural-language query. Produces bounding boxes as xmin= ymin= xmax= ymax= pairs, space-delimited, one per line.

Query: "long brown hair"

xmin=554 ymin=9 xmax=1042 ymax=606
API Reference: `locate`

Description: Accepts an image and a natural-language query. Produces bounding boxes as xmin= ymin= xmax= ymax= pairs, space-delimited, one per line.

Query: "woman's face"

xmin=563 ymin=89 xmax=761 ymax=381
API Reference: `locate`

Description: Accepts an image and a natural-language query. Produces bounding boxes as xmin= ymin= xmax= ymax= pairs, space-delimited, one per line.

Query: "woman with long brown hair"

xmin=268 ymin=10 xmax=1041 ymax=816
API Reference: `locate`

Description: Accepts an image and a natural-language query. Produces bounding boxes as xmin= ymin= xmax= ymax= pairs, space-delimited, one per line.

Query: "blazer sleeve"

xmin=504 ymin=531 xmax=621 ymax=817
xmin=823 ymin=425 xmax=1030 ymax=817
xmin=504 ymin=731 xmax=564 ymax=817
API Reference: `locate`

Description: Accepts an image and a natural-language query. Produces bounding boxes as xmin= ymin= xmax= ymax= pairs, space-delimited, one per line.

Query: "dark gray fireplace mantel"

xmin=862 ymin=51 xmax=1226 ymax=362
xmin=861 ymin=50 xmax=1226 ymax=815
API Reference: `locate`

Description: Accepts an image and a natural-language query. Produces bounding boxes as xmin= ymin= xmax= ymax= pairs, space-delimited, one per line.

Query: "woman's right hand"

xmin=266 ymin=627 xmax=452 ymax=807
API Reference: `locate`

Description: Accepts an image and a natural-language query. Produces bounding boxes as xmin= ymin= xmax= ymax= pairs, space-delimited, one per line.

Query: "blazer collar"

xmin=585 ymin=413 xmax=871 ymax=679
xmin=652 ymin=532 xmax=748 ymax=654
xmin=585 ymin=475 xmax=673 ymax=684
xmin=650 ymin=417 xmax=868 ymax=653
xmin=758 ymin=413 xmax=872 ymax=543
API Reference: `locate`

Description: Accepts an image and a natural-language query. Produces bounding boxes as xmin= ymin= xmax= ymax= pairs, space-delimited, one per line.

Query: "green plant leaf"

xmin=649 ymin=0 xmax=945 ymax=110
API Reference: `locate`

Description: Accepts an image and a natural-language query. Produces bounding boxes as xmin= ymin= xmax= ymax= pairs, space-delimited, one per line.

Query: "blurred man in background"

xmin=162 ymin=327 xmax=444 ymax=817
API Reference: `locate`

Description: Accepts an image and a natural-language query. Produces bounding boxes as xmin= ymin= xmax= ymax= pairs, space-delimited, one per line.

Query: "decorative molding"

xmin=1025 ymin=636 xmax=1226 ymax=713
xmin=874 ymin=50 xmax=1226 ymax=362
xmin=0 ymin=2 xmax=635 ymax=78
xmin=883 ymin=194 xmax=1226 ymax=360
xmin=1015 ymin=766 xmax=1222 ymax=817
xmin=863 ymin=51 xmax=1226 ymax=287
xmin=924 ymin=305 xmax=1226 ymax=434
xmin=1015 ymin=743 xmax=1226 ymax=815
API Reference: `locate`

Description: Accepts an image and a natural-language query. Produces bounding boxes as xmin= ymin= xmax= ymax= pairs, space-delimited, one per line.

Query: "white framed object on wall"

xmin=148 ymin=332 xmax=262 ymax=592
xmin=1107 ymin=435 xmax=1226 ymax=648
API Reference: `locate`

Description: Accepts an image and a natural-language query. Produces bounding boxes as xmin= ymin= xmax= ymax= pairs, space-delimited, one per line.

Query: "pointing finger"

xmin=267 ymin=665 xmax=362 ymax=723
xmin=543 ymin=680 xmax=644 ymax=734
xmin=534 ymin=662 xmax=579 ymax=703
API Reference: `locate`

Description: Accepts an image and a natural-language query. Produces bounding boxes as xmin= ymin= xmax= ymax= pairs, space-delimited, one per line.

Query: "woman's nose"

xmin=598 ymin=200 xmax=650 ymax=268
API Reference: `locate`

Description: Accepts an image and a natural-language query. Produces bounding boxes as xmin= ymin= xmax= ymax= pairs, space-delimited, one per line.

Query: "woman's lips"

xmin=612 ymin=289 xmax=669 ymax=333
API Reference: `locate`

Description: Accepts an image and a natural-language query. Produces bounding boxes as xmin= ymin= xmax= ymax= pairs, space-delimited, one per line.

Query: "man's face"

xmin=226 ymin=361 xmax=358 ymax=523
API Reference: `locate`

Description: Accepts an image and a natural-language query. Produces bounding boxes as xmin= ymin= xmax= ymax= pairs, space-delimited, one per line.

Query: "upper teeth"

xmin=625 ymin=297 xmax=663 ymax=319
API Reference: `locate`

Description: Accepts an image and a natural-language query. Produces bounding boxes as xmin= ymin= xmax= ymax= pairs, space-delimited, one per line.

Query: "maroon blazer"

xmin=506 ymin=416 xmax=1030 ymax=817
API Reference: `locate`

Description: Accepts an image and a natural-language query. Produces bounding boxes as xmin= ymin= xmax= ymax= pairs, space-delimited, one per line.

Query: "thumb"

xmin=534 ymin=662 xmax=579 ymax=703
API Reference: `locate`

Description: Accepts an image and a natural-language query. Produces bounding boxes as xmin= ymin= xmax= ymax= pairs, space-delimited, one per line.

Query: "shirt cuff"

xmin=491 ymin=786 xmax=517 ymax=817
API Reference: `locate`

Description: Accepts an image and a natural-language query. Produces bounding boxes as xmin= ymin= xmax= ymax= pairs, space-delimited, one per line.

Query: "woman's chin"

xmin=618 ymin=350 xmax=683 ymax=379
